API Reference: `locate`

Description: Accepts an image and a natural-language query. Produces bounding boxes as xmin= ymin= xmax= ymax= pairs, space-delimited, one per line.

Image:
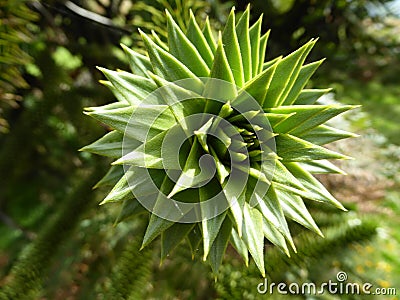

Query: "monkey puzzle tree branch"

xmin=0 ymin=166 xmax=106 ymax=300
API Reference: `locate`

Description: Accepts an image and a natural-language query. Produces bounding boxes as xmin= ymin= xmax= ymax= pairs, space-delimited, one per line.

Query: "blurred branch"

xmin=40 ymin=0 xmax=132 ymax=35
xmin=0 ymin=167 xmax=106 ymax=299
xmin=28 ymin=1 xmax=55 ymax=26
xmin=64 ymin=1 xmax=115 ymax=27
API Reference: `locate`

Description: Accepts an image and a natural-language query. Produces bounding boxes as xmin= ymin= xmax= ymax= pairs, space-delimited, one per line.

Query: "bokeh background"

xmin=0 ymin=0 xmax=399 ymax=299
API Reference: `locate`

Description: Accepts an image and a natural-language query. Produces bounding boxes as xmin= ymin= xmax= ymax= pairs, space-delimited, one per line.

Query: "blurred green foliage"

xmin=0 ymin=0 xmax=38 ymax=132
xmin=0 ymin=0 xmax=399 ymax=299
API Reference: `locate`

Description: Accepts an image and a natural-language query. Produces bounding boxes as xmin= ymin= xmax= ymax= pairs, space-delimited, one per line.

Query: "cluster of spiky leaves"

xmin=130 ymin=0 xmax=210 ymax=38
xmin=82 ymin=7 xmax=358 ymax=276
xmin=0 ymin=0 xmax=38 ymax=133
xmin=128 ymin=0 xmax=230 ymax=53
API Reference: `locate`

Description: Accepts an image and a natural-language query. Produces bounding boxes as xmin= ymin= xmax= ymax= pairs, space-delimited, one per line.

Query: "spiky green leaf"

xmin=209 ymin=217 xmax=232 ymax=274
xmin=186 ymin=11 xmax=214 ymax=68
xmin=222 ymin=8 xmax=244 ymax=87
xmin=242 ymin=203 xmax=265 ymax=277
xmin=161 ymin=223 xmax=195 ymax=261
xmin=276 ymin=134 xmax=351 ymax=162
xmin=166 ymin=10 xmax=209 ymax=77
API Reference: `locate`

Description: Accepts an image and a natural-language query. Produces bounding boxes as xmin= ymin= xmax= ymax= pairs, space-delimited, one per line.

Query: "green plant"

xmin=0 ymin=0 xmax=38 ymax=133
xmin=82 ymin=7 xmax=358 ymax=276
xmin=129 ymin=0 xmax=211 ymax=39
xmin=106 ymin=234 xmax=153 ymax=300
xmin=126 ymin=0 xmax=230 ymax=51
xmin=0 ymin=167 xmax=104 ymax=300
